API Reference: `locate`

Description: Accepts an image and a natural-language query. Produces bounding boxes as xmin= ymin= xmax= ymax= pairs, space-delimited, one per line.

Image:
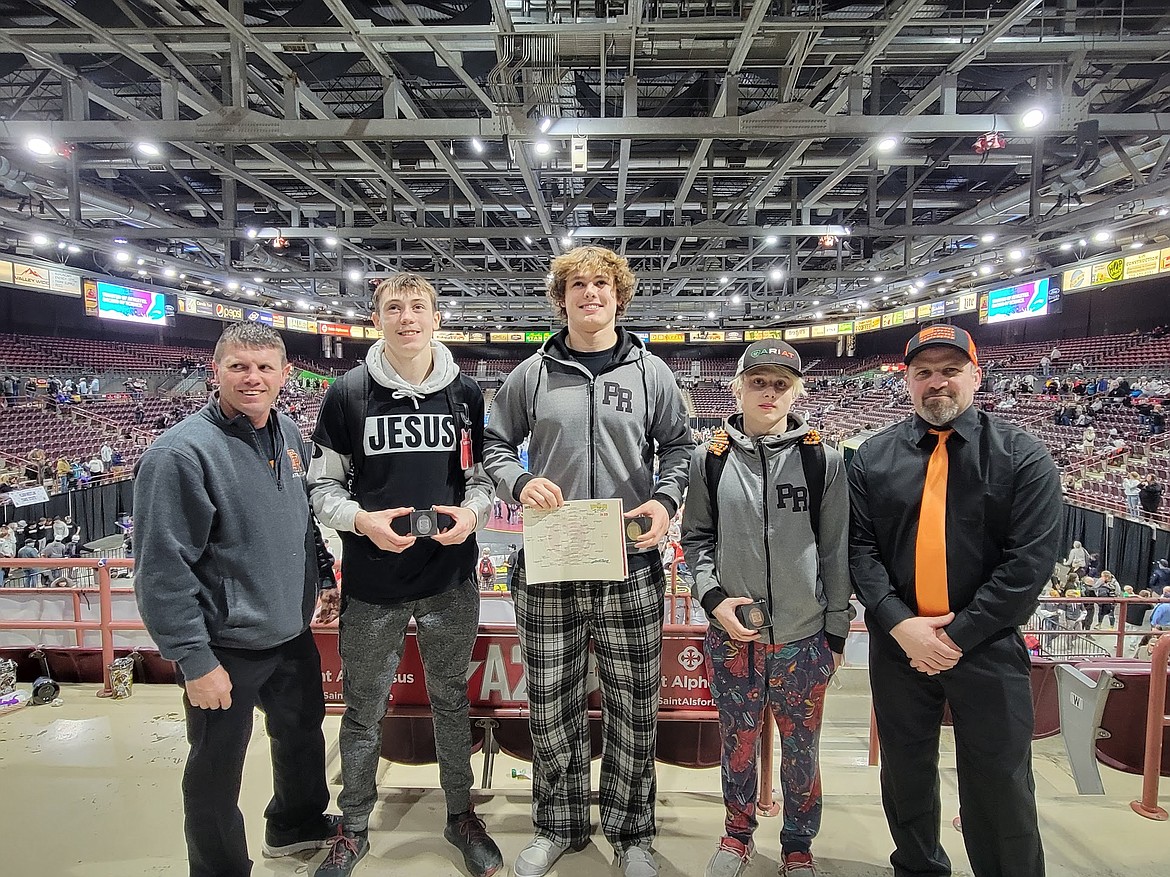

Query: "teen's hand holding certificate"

xmin=518 ymin=475 xmax=671 ymax=582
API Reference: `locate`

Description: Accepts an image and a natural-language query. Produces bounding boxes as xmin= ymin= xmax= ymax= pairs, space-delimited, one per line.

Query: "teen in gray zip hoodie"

xmin=681 ymin=341 xmax=851 ymax=877
xmin=483 ymin=246 xmax=693 ymax=877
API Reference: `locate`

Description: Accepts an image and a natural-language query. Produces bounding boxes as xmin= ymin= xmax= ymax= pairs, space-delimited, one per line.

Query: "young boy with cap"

xmin=682 ymin=340 xmax=852 ymax=877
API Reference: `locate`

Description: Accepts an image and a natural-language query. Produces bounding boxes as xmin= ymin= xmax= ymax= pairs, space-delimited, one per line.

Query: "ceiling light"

xmin=1078 ymin=238 xmax=1088 ymax=246
xmin=980 ymin=233 xmax=996 ymax=243
xmin=245 ymin=227 xmax=258 ymax=239
xmin=815 ymin=311 xmax=824 ymax=319
xmin=137 ymin=258 xmax=146 ymax=266
xmin=812 ymin=300 xmax=820 ymax=306
xmin=179 ymin=273 xmax=186 ymax=279
xmin=731 ymin=294 xmax=742 ymax=305
xmin=913 ymin=279 xmax=926 ymax=289
xmin=1157 ymin=207 xmax=1169 ymax=217
xmin=136 ymin=142 xmax=161 ymax=157
xmin=1131 ymin=240 xmax=1144 ymax=250
xmin=882 ymin=295 xmax=890 ymax=302
xmin=346 ymin=268 xmax=361 ymax=282
xmin=202 ymin=279 xmax=211 ymax=286
xmin=1020 ymin=107 xmax=1046 ymax=129
xmin=857 ymin=300 xmax=868 ymax=309
xmin=1093 ymin=230 xmax=1111 ymax=242
xmin=1059 ymin=241 xmax=1073 ymax=252
xmin=524 ymin=236 xmax=533 ymax=245
xmin=539 ymin=117 xmax=553 ymax=133
xmin=227 ymin=280 xmax=239 ymax=290
xmin=1008 ymin=248 xmax=1025 ymax=261
xmin=26 ymin=136 xmax=54 ymax=155
xmin=769 ymin=267 xmax=784 ymax=282
xmin=323 ymin=236 xmax=338 ymax=248
xmin=163 ymin=267 xmax=177 ymax=278
xmin=346 ymin=309 xmax=355 ymax=317
xmin=560 ymin=235 xmax=573 ymax=247
xmin=56 ymin=241 xmax=66 ymax=250
xmin=979 ymin=264 xmax=993 ymax=275
xmin=534 ymin=140 xmax=552 ymax=156
xmin=764 ymin=235 xmax=778 ymax=246
xmin=298 ymin=299 xmax=309 ymax=310
xmin=137 ymin=269 xmax=149 ymax=276
xmin=31 ymin=233 xmax=49 ymax=246
xmin=470 ymin=137 xmax=484 ymax=154
xmin=114 ymin=251 xmax=131 ymax=263
xmin=720 ymin=275 xmax=730 ymax=284
xmin=873 ymin=274 xmax=884 ymax=283
xmin=876 ymin=136 xmax=899 ymax=153
xmin=66 ymin=244 xmax=81 ymax=254
xmin=706 ymin=310 xmax=715 ymax=319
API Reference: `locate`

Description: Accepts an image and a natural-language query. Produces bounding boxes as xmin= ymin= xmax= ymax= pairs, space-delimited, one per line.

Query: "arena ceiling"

xmin=0 ymin=0 xmax=1169 ymax=331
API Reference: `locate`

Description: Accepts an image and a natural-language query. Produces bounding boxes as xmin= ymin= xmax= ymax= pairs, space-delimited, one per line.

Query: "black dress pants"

xmin=178 ymin=629 xmax=329 ymax=877
xmin=868 ymin=628 xmax=1043 ymax=877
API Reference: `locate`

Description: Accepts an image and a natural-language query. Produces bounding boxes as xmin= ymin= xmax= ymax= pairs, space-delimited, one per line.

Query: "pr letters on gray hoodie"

xmin=483 ymin=328 xmax=693 ymax=545
xmin=682 ymin=412 xmax=854 ymax=647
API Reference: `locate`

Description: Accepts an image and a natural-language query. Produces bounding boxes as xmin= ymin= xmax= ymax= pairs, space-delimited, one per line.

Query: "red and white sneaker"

xmin=780 ymin=850 xmax=817 ymax=876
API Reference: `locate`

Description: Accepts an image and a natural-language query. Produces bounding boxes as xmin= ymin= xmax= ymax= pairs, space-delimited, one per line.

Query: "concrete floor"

xmin=1 ymin=675 xmax=1166 ymax=877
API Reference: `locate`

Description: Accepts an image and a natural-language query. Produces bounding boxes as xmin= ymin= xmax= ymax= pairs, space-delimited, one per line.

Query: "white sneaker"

xmin=616 ymin=845 xmax=659 ymax=877
xmin=514 ymin=836 xmax=571 ymax=877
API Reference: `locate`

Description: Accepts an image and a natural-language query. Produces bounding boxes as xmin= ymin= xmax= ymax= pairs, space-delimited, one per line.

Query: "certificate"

xmin=522 ymin=499 xmax=628 ymax=584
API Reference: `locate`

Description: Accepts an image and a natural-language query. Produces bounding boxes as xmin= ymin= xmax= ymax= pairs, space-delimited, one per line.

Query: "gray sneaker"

xmin=705 ymin=838 xmax=753 ymax=877
xmin=514 ymin=836 xmax=573 ymax=877
xmin=616 ymin=844 xmax=658 ymax=877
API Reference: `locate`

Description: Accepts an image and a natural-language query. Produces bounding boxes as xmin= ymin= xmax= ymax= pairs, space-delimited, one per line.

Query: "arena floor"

xmin=1 ymin=676 xmax=1164 ymax=877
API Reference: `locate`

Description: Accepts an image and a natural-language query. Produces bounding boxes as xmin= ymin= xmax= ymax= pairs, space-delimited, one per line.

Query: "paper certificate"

xmin=522 ymin=499 xmax=628 ymax=584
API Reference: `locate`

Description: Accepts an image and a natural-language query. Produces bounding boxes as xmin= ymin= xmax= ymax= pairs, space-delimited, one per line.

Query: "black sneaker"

xmin=262 ymin=813 xmax=343 ymax=858
xmin=314 ymin=831 xmax=370 ymax=877
xmin=444 ymin=811 xmax=504 ymax=877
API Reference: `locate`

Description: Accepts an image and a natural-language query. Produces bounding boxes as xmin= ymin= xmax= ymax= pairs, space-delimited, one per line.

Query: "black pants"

xmin=869 ymin=629 xmax=1043 ymax=877
xmin=178 ymin=629 xmax=330 ymax=877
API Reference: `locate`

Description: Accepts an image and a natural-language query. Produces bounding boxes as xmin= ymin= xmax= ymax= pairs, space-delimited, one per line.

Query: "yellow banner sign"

xmin=689 ymin=330 xmax=726 ymax=342
xmin=746 ymin=330 xmax=785 ymax=341
xmin=1091 ymin=258 xmax=1125 ymax=285
xmin=855 ymin=316 xmax=882 ymax=333
xmin=1124 ymin=251 xmax=1161 ymax=280
xmin=784 ymin=327 xmax=810 ymax=341
xmin=649 ymin=332 xmax=685 ymax=343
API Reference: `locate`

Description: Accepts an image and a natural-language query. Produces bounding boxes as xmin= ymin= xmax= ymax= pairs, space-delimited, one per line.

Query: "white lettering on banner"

xmin=478 ymin=644 xmax=515 ymax=702
xmin=363 ymin=414 xmax=457 ymax=455
xmin=665 ymin=674 xmax=710 ymax=691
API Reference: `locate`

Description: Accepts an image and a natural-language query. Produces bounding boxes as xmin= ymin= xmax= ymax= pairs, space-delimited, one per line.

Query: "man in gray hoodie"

xmin=134 ymin=322 xmax=340 ymax=877
xmin=484 ymin=245 xmax=693 ymax=877
xmin=307 ymin=273 xmax=500 ymax=877
xmin=683 ymin=340 xmax=851 ymax=877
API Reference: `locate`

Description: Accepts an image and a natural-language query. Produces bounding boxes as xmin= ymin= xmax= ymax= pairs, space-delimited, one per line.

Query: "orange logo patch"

xmin=286 ymin=448 xmax=304 ymax=474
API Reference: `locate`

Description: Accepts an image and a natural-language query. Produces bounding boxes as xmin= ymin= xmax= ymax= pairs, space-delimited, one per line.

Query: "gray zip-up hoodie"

xmin=483 ymin=328 xmax=693 ymax=547
xmin=133 ymin=397 xmax=318 ymax=681
xmin=682 ymin=412 xmax=854 ymax=648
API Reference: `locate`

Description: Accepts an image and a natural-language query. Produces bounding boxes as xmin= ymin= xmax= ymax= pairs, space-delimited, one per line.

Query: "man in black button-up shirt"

xmin=848 ymin=325 xmax=1061 ymax=877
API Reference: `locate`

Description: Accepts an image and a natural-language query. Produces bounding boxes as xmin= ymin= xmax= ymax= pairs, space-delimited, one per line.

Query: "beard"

xmin=919 ymin=394 xmax=962 ymax=426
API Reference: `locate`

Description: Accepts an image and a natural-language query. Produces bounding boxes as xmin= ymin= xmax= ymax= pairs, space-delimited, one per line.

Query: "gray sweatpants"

xmin=337 ymin=580 xmax=480 ymax=830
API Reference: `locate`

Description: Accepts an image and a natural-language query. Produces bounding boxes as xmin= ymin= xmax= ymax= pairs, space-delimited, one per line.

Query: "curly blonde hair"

xmin=546 ymin=246 xmax=637 ymax=321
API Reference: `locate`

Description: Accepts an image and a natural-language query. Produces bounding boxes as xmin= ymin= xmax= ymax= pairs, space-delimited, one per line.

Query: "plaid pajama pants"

xmin=512 ymin=559 xmax=666 ymax=852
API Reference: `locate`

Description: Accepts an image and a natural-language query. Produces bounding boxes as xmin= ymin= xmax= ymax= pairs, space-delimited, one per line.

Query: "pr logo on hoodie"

xmin=363 ymin=414 xmax=458 ymax=456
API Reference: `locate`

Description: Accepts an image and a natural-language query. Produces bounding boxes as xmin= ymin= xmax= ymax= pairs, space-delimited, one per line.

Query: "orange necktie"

xmin=915 ymin=429 xmax=952 ymax=616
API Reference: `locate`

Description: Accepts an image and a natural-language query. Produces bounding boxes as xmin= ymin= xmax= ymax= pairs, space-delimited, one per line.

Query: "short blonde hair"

xmin=371 ymin=272 xmax=438 ymax=313
xmin=546 ymin=246 xmax=636 ymax=321
xmin=730 ymin=365 xmax=805 ymax=408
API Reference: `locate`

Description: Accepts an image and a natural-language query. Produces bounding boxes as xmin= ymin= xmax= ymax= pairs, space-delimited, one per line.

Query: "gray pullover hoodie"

xmin=483 ymin=327 xmax=693 ymax=550
xmin=134 ymin=397 xmax=319 ymax=681
xmin=682 ymin=411 xmax=854 ymax=648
